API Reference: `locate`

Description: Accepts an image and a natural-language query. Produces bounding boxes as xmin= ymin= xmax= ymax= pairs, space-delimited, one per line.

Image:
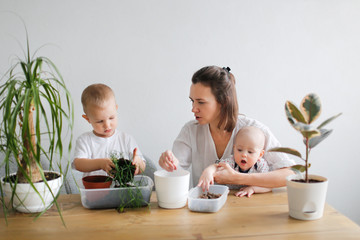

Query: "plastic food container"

xmin=188 ymin=185 xmax=229 ymax=213
xmin=79 ymin=175 xmax=154 ymax=209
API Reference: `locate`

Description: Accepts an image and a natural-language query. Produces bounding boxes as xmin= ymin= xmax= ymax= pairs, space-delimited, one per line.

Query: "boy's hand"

xmin=99 ymin=158 xmax=115 ymax=174
xmin=132 ymin=148 xmax=145 ymax=175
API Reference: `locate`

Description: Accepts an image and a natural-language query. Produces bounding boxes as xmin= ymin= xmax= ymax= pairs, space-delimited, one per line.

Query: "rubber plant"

xmin=0 ymin=29 xmax=73 ymax=224
xmin=269 ymin=93 xmax=341 ymax=183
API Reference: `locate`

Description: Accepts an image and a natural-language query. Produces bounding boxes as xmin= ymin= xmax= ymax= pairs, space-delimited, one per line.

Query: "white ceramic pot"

xmin=286 ymin=174 xmax=328 ymax=220
xmin=2 ymin=171 xmax=63 ymax=213
xmin=154 ymin=169 xmax=190 ymax=209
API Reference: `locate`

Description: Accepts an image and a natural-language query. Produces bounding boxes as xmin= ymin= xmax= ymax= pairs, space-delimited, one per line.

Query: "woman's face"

xmin=189 ymin=83 xmax=221 ymax=126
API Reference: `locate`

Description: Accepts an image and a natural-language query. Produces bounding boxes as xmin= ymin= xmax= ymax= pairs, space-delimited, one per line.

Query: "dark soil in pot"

xmin=3 ymin=172 xmax=61 ymax=184
xmin=292 ymin=179 xmax=324 ymax=183
xmin=110 ymin=157 xmax=136 ymax=188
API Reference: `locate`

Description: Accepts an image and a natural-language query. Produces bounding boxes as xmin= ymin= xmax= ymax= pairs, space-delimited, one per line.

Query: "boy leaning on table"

xmin=72 ymin=83 xmax=146 ymax=178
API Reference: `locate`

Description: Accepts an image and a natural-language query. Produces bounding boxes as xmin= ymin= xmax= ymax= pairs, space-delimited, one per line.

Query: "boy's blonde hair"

xmin=81 ymin=83 xmax=115 ymax=113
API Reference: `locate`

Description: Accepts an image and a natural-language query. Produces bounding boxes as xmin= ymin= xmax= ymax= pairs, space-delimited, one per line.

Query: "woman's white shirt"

xmin=172 ymin=115 xmax=295 ymax=187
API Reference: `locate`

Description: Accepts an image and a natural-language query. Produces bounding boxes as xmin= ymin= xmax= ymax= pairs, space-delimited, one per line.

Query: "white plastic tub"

xmin=154 ymin=169 xmax=190 ymax=209
xmin=79 ymin=175 xmax=153 ymax=209
xmin=188 ymin=185 xmax=229 ymax=213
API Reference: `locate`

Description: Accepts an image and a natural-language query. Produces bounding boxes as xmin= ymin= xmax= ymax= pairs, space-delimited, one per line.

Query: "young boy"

xmin=197 ymin=126 xmax=270 ymax=197
xmin=72 ymin=83 xmax=146 ymax=178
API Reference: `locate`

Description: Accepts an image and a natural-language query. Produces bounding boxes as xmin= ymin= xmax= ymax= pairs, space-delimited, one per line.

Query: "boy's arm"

xmin=197 ymin=164 xmax=218 ymax=192
xmin=73 ymin=158 xmax=115 ymax=174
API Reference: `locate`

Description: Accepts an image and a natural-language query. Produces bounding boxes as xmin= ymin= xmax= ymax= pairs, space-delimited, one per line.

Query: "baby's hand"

xmin=99 ymin=158 xmax=115 ymax=174
xmin=235 ymin=186 xmax=255 ymax=198
xmin=197 ymin=170 xmax=214 ymax=192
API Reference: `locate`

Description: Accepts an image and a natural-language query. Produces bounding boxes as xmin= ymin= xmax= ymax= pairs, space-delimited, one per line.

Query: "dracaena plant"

xmin=0 ymin=27 xmax=73 ymax=224
xmin=269 ymin=93 xmax=341 ymax=183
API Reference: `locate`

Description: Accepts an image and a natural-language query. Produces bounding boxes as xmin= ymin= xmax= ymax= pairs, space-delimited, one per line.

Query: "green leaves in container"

xmin=110 ymin=152 xmax=136 ymax=188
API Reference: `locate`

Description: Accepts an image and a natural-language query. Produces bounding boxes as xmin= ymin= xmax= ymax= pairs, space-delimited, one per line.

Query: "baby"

xmin=198 ymin=126 xmax=271 ymax=197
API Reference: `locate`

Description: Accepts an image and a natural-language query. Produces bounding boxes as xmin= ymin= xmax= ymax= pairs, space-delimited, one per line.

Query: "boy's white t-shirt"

xmin=172 ymin=116 xmax=295 ymax=187
xmin=73 ymin=129 xmax=144 ymax=177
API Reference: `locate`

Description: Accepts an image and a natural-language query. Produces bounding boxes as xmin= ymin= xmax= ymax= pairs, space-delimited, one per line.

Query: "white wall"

xmin=1 ymin=0 xmax=359 ymax=224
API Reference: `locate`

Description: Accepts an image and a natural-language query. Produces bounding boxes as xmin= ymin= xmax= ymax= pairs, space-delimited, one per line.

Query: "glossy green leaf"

xmin=291 ymin=165 xmax=306 ymax=172
xmin=307 ymin=129 xmax=333 ymax=148
xmin=293 ymin=122 xmax=321 ymax=139
xmin=300 ymin=93 xmax=321 ymax=124
xmin=285 ymin=101 xmax=306 ymax=124
xmin=268 ymin=147 xmax=302 ymax=159
xmin=317 ymin=113 xmax=342 ymax=129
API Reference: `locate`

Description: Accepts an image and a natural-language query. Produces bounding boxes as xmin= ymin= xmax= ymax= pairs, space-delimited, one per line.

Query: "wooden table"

xmin=1 ymin=189 xmax=360 ymax=240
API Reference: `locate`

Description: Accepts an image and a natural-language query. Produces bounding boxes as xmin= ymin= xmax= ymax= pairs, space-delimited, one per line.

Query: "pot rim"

xmin=2 ymin=170 xmax=63 ymax=185
xmin=286 ymin=174 xmax=328 ymax=183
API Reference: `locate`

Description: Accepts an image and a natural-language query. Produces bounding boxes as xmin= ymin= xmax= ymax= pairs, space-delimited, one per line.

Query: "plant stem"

xmin=17 ymin=102 xmax=41 ymax=183
xmin=305 ymin=138 xmax=309 ymax=183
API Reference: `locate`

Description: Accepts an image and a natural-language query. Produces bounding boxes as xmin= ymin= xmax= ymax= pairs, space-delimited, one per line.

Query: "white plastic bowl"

xmin=188 ymin=185 xmax=229 ymax=213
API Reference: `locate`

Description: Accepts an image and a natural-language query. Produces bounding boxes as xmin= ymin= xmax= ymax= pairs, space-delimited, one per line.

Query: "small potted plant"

xmin=269 ymin=93 xmax=341 ymax=220
xmin=0 ymin=28 xmax=73 ymax=225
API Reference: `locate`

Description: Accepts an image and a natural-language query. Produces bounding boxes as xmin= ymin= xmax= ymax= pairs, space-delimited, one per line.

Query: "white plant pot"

xmin=2 ymin=171 xmax=63 ymax=213
xmin=154 ymin=169 xmax=190 ymax=209
xmin=286 ymin=174 xmax=328 ymax=220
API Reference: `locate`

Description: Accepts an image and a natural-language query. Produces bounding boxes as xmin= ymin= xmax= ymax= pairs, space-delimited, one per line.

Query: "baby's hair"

xmin=236 ymin=126 xmax=266 ymax=150
xmin=81 ymin=83 xmax=115 ymax=113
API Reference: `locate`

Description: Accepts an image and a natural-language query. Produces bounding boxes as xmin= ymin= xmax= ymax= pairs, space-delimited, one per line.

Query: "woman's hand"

xmin=213 ymin=162 xmax=239 ymax=184
xmin=159 ymin=150 xmax=179 ymax=172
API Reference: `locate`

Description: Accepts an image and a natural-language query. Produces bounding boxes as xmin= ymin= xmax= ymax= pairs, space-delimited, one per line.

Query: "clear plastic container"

xmin=188 ymin=185 xmax=229 ymax=213
xmin=79 ymin=175 xmax=154 ymax=209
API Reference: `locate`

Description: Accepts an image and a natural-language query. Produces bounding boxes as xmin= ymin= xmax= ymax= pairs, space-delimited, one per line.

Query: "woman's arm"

xmin=213 ymin=162 xmax=294 ymax=188
xmin=159 ymin=122 xmax=193 ymax=172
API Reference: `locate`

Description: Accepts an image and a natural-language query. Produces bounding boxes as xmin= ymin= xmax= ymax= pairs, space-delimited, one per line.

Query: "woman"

xmin=159 ymin=66 xmax=294 ymax=188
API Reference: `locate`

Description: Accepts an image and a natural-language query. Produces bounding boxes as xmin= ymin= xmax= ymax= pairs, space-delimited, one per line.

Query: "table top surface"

xmin=1 ymin=189 xmax=360 ymax=240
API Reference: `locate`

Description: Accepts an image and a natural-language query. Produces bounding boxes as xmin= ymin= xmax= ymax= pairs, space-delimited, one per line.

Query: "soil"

xmin=3 ymin=172 xmax=60 ymax=183
xmin=110 ymin=157 xmax=136 ymax=188
xmin=199 ymin=192 xmax=222 ymax=199
xmin=292 ymin=179 xmax=324 ymax=183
